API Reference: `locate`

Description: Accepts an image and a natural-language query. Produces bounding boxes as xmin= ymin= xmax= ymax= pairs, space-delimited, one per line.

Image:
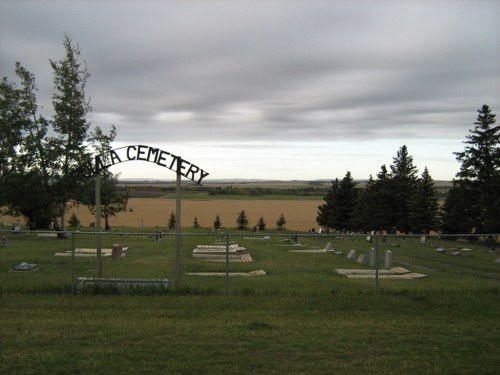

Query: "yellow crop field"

xmin=68 ymin=198 xmax=323 ymax=231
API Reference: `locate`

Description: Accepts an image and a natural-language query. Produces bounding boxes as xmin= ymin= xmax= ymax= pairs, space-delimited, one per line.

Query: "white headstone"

xmin=420 ymin=236 xmax=427 ymax=244
xmin=385 ymin=250 xmax=392 ymax=269
xmin=324 ymin=242 xmax=333 ymax=251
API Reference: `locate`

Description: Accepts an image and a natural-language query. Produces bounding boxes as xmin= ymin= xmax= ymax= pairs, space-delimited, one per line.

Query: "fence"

xmin=1 ymin=229 xmax=498 ymax=295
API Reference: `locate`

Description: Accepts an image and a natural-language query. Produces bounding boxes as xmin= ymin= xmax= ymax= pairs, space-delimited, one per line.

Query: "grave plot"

xmin=192 ymin=244 xmax=252 ymax=262
xmin=288 ymin=242 xmax=343 ymax=254
xmin=186 ymin=270 xmax=266 ymax=277
xmin=335 ymin=267 xmax=426 ymax=279
xmin=54 ymin=245 xmax=128 ymax=258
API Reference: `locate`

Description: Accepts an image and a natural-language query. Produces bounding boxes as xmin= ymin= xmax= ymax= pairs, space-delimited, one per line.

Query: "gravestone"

xmin=112 ymin=244 xmax=124 ymax=259
xmin=435 ymin=247 xmax=446 ymax=253
xmin=420 ymin=236 xmax=427 ymax=244
xmin=2 ymin=237 xmax=8 ymax=247
xmin=366 ymin=235 xmax=372 ymax=242
xmin=12 ymin=262 xmax=39 ymax=272
xmin=324 ymin=242 xmax=333 ymax=251
xmin=346 ymin=249 xmax=358 ymax=260
xmin=369 ymin=247 xmax=377 ymax=267
xmin=385 ymin=250 xmax=392 ymax=268
xmin=356 ymin=254 xmax=368 ymax=265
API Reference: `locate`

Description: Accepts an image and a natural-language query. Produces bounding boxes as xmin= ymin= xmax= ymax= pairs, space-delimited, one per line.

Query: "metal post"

xmin=225 ymin=232 xmax=230 ymax=294
xmin=374 ymin=234 xmax=380 ymax=293
xmin=95 ymin=173 xmax=102 ymax=277
xmin=175 ymin=157 xmax=182 ymax=289
xmin=71 ymin=231 xmax=76 ymax=294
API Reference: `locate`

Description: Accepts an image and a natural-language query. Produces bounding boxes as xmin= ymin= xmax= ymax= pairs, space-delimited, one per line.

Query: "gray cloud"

xmin=1 ymin=0 xmax=499 ymax=179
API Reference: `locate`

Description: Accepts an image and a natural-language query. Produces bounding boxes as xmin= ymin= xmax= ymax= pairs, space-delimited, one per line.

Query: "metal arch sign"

xmin=74 ymin=144 xmax=209 ymax=185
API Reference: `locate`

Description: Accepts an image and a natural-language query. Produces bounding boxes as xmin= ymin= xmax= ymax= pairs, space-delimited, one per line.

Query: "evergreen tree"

xmin=213 ymin=214 xmax=222 ymax=230
xmin=236 ymin=210 xmax=249 ymax=230
xmin=167 ymin=211 xmax=176 ymax=230
xmin=276 ymin=213 xmax=286 ymax=230
xmin=316 ymin=178 xmax=339 ymax=229
xmin=442 ymin=180 xmax=479 ymax=234
xmin=360 ymin=165 xmax=394 ymax=232
xmin=257 ymin=216 xmax=266 ymax=231
xmin=444 ymin=105 xmax=499 ymax=233
xmin=408 ymin=167 xmax=440 ymax=233
xmin=317 ymin=172 xmax=358 ymax=231
xmin=193 ymin=216 xmax=200 ymax=228
xmin=351 ymin=177 xmax=372 ymax=232
xmin=389 ymin=145 xmax=419 ymax=233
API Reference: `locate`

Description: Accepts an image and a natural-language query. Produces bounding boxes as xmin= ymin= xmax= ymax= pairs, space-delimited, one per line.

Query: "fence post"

xmin=225 ymin=232 xmax=230 ymax=295
xmin=375 ymin=234 xmax=380 ymax=294
xmin=71 ymin=231 xmax=76 ymax=295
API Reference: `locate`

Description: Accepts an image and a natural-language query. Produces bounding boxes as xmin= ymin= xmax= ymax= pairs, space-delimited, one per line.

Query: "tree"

xmin=49 ymin=35 xmax=92 ymax=230
xmin=77 ymin=126 xmax=128 ymax=231
xmin=443 ymin=105 xmax=500 ymax=233
xmin=317 ymin=172 xmax=358 ymax=231
xmin=257 ymin=216 xmax=266 ymax=231
xmin=316 ymin=178 xmax=339 ymax=229
xmin=0 ymin=62 xmax=54 ymax=228
xmin=213 ymin=214 xmax=222 ymax=230
xmin=193 ymin=217 xmax=200 ymax=228
xmin=1 ymin=36 xmax=119 ymax=230
xmin=276 ymin=213 xmax=286 ymax=230
xmin=408 ymin=167 xmax=440 ymax=233
xmin=68 ymin=212 xmax=80 ymax=228
xmin=168 ymin=211 xmax=176 ymax=230
xmin=389 ymin=145 xmax=419 ymax=233
xmin=236 ymin=210 xmax=249 ymax=230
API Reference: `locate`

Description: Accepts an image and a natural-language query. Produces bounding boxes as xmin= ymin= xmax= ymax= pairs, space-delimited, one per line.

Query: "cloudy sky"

xmin=1 ymin=0 xmax=499 ymax=181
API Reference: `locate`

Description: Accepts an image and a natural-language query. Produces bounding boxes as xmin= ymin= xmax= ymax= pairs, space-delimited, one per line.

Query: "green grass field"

xmin=1 ymin=229 xmax=498 ymax=374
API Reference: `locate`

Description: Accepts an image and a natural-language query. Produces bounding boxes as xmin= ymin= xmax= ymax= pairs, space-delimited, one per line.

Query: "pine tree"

xmin=317 ymin=172 xmax=358 ymax=231
xmin=167 ymin=211 xmax=176 ymax=230
xmin=257 ymin=216 xmax=266 ymax=231
xmin=276 ymin=213 xmax=286 ymax=230
xmin=316 ymin=178 xmax=339 ymax=229
xmin=389 ymin=145 xmax=419 ymax=233
xmin=236 ymin=210 xmax=249 ymax=230
xmin=444 ymin=105 xmax=499 ymax=233
xmin=408 ymin=167 xmax=440 ymax=233
xmin=193 ymin=216 xmax=200 ymax=228
xmin=213 ymin=214 xmax=222 ymax=230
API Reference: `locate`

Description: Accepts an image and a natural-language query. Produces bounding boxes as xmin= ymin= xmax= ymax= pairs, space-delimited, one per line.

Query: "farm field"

xmin=1 ymin=230 xmax=498 ymax=374
xmin=66 ymin=198 xmax=323 ymax=231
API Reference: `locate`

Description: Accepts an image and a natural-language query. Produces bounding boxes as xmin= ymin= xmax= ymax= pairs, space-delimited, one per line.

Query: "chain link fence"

xmin=1 ymin=229 xmax=498 ymax=295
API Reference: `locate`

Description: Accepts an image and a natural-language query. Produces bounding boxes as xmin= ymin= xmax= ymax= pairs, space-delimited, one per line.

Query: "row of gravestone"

xmin=345 ymin=248 xmax=393 ymax=269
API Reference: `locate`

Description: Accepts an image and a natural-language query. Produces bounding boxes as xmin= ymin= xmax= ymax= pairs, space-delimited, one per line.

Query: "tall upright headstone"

xmin=369 ymin=247 xmax=377 ymax=267
xmin=385 ymin=250 xmax=392 ymax=269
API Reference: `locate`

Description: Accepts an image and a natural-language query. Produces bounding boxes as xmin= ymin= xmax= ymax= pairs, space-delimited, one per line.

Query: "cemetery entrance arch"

xmin=77 ymin=145 xmax=209 ymax=288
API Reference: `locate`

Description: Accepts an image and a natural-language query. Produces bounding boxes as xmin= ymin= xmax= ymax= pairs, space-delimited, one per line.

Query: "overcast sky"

xmin=1 ymin=0 xmax=499 ymax=181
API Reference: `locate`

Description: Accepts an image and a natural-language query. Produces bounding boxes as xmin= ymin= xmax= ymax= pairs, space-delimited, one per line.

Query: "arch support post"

xmin=175 ymin=157 xmax=182 ymax=289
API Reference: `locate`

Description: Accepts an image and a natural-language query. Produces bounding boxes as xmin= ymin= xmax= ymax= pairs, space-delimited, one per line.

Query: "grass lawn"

xmin=1 ymin=229 xmax=499 ymax=374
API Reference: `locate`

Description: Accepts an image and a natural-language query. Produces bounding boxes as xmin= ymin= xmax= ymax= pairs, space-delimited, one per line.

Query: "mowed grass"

xmin=1 ymin=230 xmax=499 ymax=374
